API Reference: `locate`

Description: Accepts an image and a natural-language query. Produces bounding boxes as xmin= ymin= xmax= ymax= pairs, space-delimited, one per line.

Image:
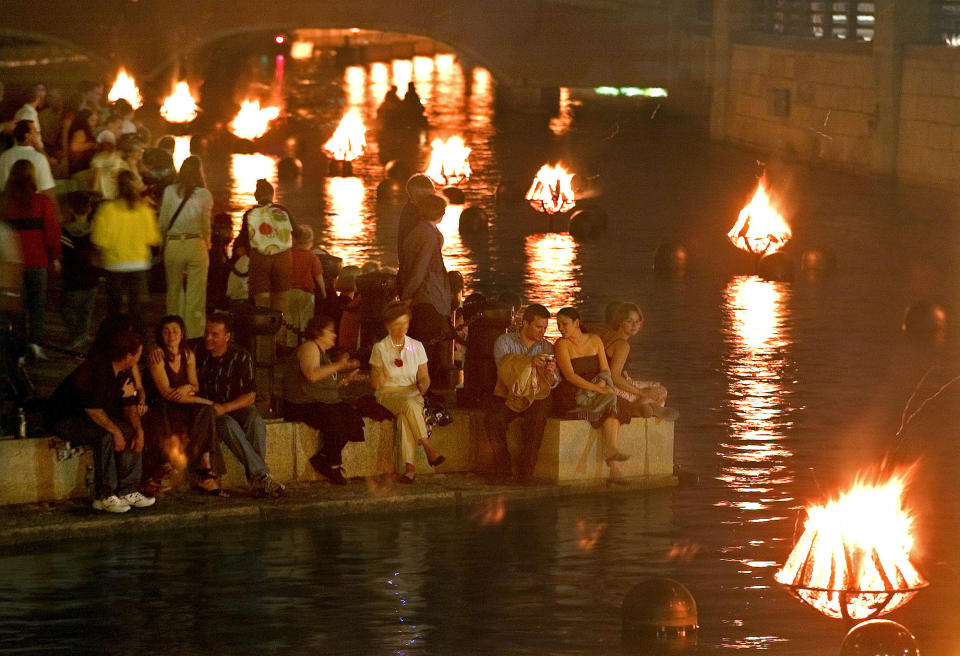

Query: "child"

xmin=287 ymin=225 xmax=324 ymax=345
xmin=59 ymin=192 xmax=100 ymax=351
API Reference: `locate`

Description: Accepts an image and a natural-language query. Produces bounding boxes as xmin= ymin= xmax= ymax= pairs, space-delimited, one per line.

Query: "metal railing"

xmin=751 ymin=1 xmax=876 ymax=41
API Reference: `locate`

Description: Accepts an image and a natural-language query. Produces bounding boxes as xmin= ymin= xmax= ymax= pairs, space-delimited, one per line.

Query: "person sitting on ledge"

xmin=601 ymin=302 xmax=674 ymax=419
xmin=192 ymin=312 xmax=285 ymax=497
xmin=281 ymin=314 xmax=365 ymax=485
xmin=484 ymin=303 xmax=560 ymax=485
xmin=553 ymin=307 xmax=631 ymax=484
xmin=369 ymin=300 xmax=445 ymax=484
xmin=47 ymin=330 xmax=156 ymax=513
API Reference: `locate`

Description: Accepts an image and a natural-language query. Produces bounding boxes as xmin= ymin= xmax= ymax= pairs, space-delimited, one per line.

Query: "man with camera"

xmin=483 ymin=304 xmax=560 ymax=484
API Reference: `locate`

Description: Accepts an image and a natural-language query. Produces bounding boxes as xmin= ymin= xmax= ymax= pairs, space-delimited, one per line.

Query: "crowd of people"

xmin=0 ymin=79 xmax=673 ymax=513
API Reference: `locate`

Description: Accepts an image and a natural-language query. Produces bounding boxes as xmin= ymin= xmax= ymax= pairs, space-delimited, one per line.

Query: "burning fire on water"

xmin=727 ymin=176 xmax=791 ymax=255
xmin=230 ymin=99 xmax=281 ymax=140
xmin=160 ymin=82 xmax=199 ymax=123
xmin=425 ymin=136 xmax=472 ymax=186
xmin=526 ymin=163 xmax=576 ymax=214
xmin=323 ymin=112 xmax=366 ymax=162
xmin=108 ymin=68 xmax=142 ymax=109
xmin=774 ymin=466 xmax=928 ymax=621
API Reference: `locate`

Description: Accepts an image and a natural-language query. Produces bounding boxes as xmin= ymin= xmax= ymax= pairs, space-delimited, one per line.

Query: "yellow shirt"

xmin=91 ymin=199 xmax=160 ymax=271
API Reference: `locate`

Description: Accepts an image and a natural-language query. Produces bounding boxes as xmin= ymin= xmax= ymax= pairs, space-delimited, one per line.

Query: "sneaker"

xmin=253 ymin=474 xmax=285 ymax=497
xmin=27 ymin=343 xmax=48 ymax=361
xmin=119 ymin=491 xmax=156 ymax=508
xmin=92 ymin=495 xmax=130 ymax=513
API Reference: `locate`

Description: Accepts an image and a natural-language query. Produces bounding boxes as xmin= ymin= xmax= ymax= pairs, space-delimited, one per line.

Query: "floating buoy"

xmin=277 ymin=157 xmax=301 ymax=181
xmin=442 ymin=186 xmax=466 ymax=205
xmin=376 ymin=178 xmax=404 ymax=203
xmin=902 ymin=301 xmax=947 ymax=343
xmin=839 ymin=620 xmax=919 ymax=656
xmin=654 ymin=242 xmax=689 ymax=276
xmin=568 ymin=207 xmax=607 ymax=239
xmin=758 ymin=252 xmax=794 ymax=282
xmin=622 ymin=578 xmax=698 ymax=652
xmin=459 ymin=206 xmax=487 ymax=234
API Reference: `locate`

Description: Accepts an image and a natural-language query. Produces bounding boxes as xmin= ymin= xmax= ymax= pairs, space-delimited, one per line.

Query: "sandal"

xmin=427 ymin=454 xmax=446 ymax=467
xmin=195 ymin=468 xmax=229 ymax=498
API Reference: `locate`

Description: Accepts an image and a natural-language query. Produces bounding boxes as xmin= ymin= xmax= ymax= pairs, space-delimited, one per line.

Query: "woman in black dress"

xmin=553 ymin=307 xmax=630 ymax=482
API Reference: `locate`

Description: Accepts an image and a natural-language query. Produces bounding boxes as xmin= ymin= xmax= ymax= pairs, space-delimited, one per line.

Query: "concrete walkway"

xmin=0 ymin=473 xmax=675 ymax=548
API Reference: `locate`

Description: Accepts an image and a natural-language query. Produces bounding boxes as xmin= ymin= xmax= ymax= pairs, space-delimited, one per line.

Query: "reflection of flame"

xmin=775 ymin=466 xmax=928 ymax=620
xmin=471 ymin=496 xmax=507 ymax=525
xmin=160 ymin=82 xmax=199 ymax=123
xmin=667 ymin=541 xmax=701 ymax=562
xmin=344 ymin=66 xmax=366 ymax=110
xmin=549 ymin=87 xmax=574 ymax=136
xmin=323 ymin=112 xmax=367 ymax=162
xmin=576 ymin=520 xmax=606 ymax=551
xmin=230 ymin=99 xmax=281 ymax=140
xmin=324 ymin=176 xmax=369 ymax=266
xmin=164 ymin=434 xmax=188 ymax=471
xmin=526 ymin=163 xmax=576 ymax=214
xmin=108 ymin=68 xmax=143 ymax=109
xmin=727 ymin=176 xmax=791 ymax=255
xmin=392 ymin=60 xmax=413 ymax=96
xmin=230 ymin=153 xmax=278 ymax=237
xmin=173 ymin=136 xmax=191 ymax=171
xmin=524 ymin=234 xmax=580 ymax=335
xmin=424 ymin=136 xmax=471 ymax=186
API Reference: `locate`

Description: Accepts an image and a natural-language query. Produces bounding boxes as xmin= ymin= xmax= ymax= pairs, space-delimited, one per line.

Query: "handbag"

xmin=162 ymin=187 xmax=196 ymax=248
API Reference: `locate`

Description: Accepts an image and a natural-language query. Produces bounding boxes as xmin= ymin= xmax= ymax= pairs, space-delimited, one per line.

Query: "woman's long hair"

xmin=1 ymin=159 xmax=38 ymax=210
xmin=116 ymin=169 xmax=140 ymax=209
xmin=155 ymin=315 xmax=191 ymax=362
xmin=177 ymin=155 xmax=206 ymax=198
xmin=69 ymin=108 xmax=95 ymax=141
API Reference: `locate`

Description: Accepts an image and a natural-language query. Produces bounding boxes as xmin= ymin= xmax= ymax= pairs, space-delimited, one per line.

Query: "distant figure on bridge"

xmin=399 ymin=82 xmax=427 ymax=130
xmin=377 ymin=85 xmax=403 ymax=130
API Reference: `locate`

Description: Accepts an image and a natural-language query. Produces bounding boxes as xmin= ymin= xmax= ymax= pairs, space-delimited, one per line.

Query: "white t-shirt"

xmin=369 ymin=334 xmax=428 ymax=388
xmin=0 ymin=145 xmax=55 ymax=191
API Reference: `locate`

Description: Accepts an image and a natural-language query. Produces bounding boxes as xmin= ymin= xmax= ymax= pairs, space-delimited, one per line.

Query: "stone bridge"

xmin=1 ymin=0 xmax=679 ymax=90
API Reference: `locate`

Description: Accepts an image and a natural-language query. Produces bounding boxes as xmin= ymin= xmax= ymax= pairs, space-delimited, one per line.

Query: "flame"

xmin=230 ymin=99 xmax=281 ymax=140
xmin=526 ymin=163 xmax=576 ymax=214
xmin=164 ymin=434 xmax=188 ymax=472
xmin=108 ymin=68 xmax=143 ymax=109
xmin=424 ymin=136 xmax=472 ymax=186
xmin=727 ymin=176 xmax=791 ymax=255
xmin=774 ymin=466 xmax=928 ymax=620
xmin=160 ymin=82 xmax=199 ymax=123
xmin=323 ymin=112 xmax=367 ymax=162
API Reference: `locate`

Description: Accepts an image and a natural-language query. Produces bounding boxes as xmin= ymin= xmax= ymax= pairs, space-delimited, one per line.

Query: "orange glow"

xmin=230 ymin=99 xmax=281 ymax=140
xmin=471 ymin=496 xmax=507 ymax=525
xmin=775 ymin=466 xmax=928 ymax=620
xmin=526 ymin=163 xmax=576 ymax=214
xmin=524 ymin=233 xmax=580 ymax=334
xmin=323 ymin=112 xmax=367 ymax=162
xmin=108 ymin=68 xmax=142 ymax=109
xmin=549 ymin=87 xmax=574 ymax=136
xmin=424 ymin=136 xmax=472 ymax=186
xmin=164 ymin=434 xmax=188 ymax=472
xmin=160 ymin=81 xmax=199 ymax=123
xmin=173 ymin=135 xmax=191 ymax=171
xmin=727 ymin=176 xmax=791 ymax=255
xmin=576 ymin=520 xmax=606 ymax=551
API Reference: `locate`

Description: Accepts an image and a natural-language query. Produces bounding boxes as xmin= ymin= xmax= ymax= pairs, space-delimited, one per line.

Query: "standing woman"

xmin=281 ymin=314 xmax=365 ymax=485
xmin=90 ymin=170 xmax=159 ymax=335
xmin=0 ymin=159 xmax=61 ymax=360
xmin=144 ymin=315 xmax=226 ymax=496
xmin=553 ymin=307 xmax=631 ymax=483
xmin=369 ymin=300 xmax=445 ymax=483
xmin=158 ymin=155 xmax=213 ymax=338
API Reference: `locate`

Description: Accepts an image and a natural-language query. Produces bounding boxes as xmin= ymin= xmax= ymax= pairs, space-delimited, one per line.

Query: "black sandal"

xmin=195 ymin=468 xmax=229 ymax=497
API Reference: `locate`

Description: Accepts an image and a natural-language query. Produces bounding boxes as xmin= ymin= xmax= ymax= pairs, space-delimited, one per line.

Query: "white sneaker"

xmin=119 ymin=491 xmax=156 ymax=508
xmin=92 ymin=495 xmax=130 ymax=513
xmin=27 ymin=344 xmax=48 ymax=361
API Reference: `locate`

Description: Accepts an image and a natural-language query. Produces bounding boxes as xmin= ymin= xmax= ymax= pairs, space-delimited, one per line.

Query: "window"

xmin=752 ymin=1 xmax=875 ymax=41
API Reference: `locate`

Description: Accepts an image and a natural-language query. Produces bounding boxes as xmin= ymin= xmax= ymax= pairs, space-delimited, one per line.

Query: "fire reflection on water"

xmin=524 ymin=234 xmax=581 ymax=336
xmin=173 ymin=136 xmax=191 ymax=172
xmin=323 ymin=176 xmax=373 ymax=267
xmin=717 ymin=276 xmax=795 ymax=589
xmin=229 ymin=153 xmax=278 ymax=236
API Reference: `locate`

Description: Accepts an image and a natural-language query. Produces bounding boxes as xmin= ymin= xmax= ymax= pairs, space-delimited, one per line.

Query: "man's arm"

xmin=84 ymin=408 xmax=126 ymax=452
xmin=213 ymin=392 xmax=255 ymax=416
xmin=492 ymin=333 xmax=513 ymax=367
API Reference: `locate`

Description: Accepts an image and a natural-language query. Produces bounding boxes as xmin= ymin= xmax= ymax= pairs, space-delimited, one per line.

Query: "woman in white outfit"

xmin=158 ymin=155 xmax=212 ymax=339
xmin=370 ymin=300 xmax=445 ymax=483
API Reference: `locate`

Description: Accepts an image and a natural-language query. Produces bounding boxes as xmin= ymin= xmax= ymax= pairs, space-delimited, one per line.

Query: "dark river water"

xmin=3 ymin=50 xmax=960 ymax=654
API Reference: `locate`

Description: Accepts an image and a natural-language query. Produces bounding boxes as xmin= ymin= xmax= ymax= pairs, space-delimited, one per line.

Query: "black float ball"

xmin=496 ymin=180 xmax=525 ymax=205
xmin=568 ymin=207 xmax=607 ymax=239
xmin=384 ymin=159 xmax=413 ymax=182
xmin=839 ymin=620 xmax=919 ymax=656
xmin=277 ymin=157 xmax=301 ymax=181
xmin=902 ymin=301 xmax=947 ymax=343
xmin=442 ymin=186 xmax=466 ymax=205
xmin=376 ymin=178 xmax=404 ymax=203
xmin=459 ymin=206 xmax=487 ymax=234
xmin=654 ymin=242 xmax=689 ymax=276
xmin=800 ymin=247 xmax=836 ymax=273
xmin=757 ymin=252 xmax=794 ymax=282
xmin=622 ymin=578 xmax=698 ymax=654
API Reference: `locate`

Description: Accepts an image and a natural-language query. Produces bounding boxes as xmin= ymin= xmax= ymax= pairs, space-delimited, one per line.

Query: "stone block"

xmin=413 ymin=410 xmax=474 ymax=474
xmin=899 ymin=120 xmax=928 ymax=146
xmin=899 ymin=95 xmax=918 ymax=120
xmin=0 ymin=439 xmax=92 ymax=504
xmin=950 ymin=126 xmax=960 ymax=151
xmin=927 ymin=122 xmax=952 ymax=150
xmin=930 ymin=70 xmax=955 ymax=98
xmin=340 ymin=419 xmax=397 ymax=479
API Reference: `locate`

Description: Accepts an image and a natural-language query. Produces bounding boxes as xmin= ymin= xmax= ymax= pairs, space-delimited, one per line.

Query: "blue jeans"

xmin=60 ymin=287 xmax=97 ymax=341
xmin=19 ymin=267 xmax=46 ymax=344
xmin=215 ymin=405 xmax=269 ymax=481
xmin=53 ymin=416 xmax=142 ymax=499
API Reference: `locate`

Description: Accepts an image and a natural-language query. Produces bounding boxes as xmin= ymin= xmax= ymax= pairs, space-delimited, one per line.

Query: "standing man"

xmin=48 ymin=330 xmax=155 ymax=513
xmin=13 ymin=84 xmax=46 ymax=135
xmin=0 ymin=120 xmax=59 ymax=221
xmin=398 ymin=193 xmax=452 ymax=385
xmin=396 ymin=173 xmax=435 ymax=248
xmin=483 ymin=304 xmax=559 ymax=484
xmin=193 ymin=313 xmax=285 ymax=497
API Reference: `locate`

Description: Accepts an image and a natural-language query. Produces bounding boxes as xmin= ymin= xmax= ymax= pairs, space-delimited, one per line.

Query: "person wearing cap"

xmin=236 ymin=179 xmax=295 ymax=343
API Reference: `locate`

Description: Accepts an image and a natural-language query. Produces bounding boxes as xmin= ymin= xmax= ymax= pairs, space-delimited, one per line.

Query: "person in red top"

xmin=287 ymin=225 xmax=324 ymax=345
xmin=0 ymin=159 xmax=61 ymax=360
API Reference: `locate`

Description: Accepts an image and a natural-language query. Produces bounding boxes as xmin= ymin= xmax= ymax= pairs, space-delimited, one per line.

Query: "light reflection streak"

xmin=230 ymin=153 xmax=278 ymax=237
xmin=524 ymin=234 xmax=581 ymax=336
xmin=549 ymin=87 xmax=574 ymax=136
xmin=173 ymin=135 xmax=191 ymax=171
xmin=344 ymin=65 xmax=366 ymax=110
xmin=323 ymin=176 xmax=371 ymax=267
xmin=436 ymin=204 xmax=473 ymax=278
xmin=392 ymin=60 xmax=412 ymax=96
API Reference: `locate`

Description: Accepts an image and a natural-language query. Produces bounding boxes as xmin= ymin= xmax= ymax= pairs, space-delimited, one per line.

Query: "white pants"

xmin=375 ymin=385 xmax=428 ymax=469
xmin=164 ymin=239 xmax=209 ymax=338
